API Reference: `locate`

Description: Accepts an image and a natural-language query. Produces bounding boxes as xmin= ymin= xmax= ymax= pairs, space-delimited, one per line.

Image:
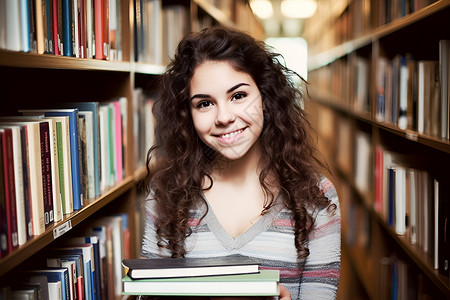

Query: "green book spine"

xmin=56 ymin=121 xmax=65 ymax=214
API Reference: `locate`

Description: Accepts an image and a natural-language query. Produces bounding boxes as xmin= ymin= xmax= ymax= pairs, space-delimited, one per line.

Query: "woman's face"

xmin=189 ymin=60 xmax=264 ymax=161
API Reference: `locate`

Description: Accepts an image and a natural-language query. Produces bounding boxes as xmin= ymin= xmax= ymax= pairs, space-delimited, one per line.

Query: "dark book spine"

xmin=20 ymin=126 xmax=33 ymax=240
xmin=62 ymin=0 xmax=73 ymax=56
xmin=0 ymin=134 xmax=9 ymax=257
xmin=2 ymin=129 xmax=19 ymax=251
xmin=438 ymin=179 xmax=449 ymax=276
xmin=40 ymin=122 xmax=54 ymax=228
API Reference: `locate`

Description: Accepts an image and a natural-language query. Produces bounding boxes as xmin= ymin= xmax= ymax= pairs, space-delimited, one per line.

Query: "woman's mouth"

xmin=215 ymin=128 xmax=246 ymax=143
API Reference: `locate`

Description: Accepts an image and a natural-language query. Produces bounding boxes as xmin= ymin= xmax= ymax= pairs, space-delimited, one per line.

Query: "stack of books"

xmin=121 ymin=256 xmax=280 ymax=297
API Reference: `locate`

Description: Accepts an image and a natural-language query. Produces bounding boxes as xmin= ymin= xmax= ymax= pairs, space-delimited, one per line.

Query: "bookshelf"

xmin=304 ymin=0 xmax=450 ymax=299
xmin=0 ymin=0 xmax=262 ymax=296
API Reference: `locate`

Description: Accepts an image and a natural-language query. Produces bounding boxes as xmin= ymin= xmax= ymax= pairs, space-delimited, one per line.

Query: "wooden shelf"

xmin=132 ymin=62 xmax=166 ymax=75
xmin=0 ymin=176 xmax=136 ymax=277
xmin=0 ymin=49 xmax=131 ymax=72
xmin=308 ymin=0 xmax=450 ymax=70
xmin=310 ymin=89 xmax=450 ymax=154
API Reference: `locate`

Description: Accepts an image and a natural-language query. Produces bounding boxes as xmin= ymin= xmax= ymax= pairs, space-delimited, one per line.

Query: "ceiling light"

xmin=250 ymin=0 xmax=274 ymax=19
xmin=280 ymin=0 xmax=317 ymax=19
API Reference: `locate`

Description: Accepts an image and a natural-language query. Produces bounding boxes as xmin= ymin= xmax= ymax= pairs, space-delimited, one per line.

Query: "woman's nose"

xmin=215 ymin=103 xmax=236 ymax=125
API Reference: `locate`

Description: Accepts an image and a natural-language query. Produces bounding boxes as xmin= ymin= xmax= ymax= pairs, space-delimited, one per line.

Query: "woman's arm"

xmin=299 ymin=178 xmax=341 ymax=299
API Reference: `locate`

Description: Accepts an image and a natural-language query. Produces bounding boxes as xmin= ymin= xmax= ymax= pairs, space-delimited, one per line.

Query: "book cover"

xmin=123 ymin=256 xmax=261 ymax=280
xmin=38 ymin=121 xmax=54 ymax=228
xmin=94 ymin=0 xmax=109 ymax=59
xmin=79 ymin=111 xmax=95 ymax=200
xmin=1 ymin=128 xmax=19 ymax=252
xmin=0 ymin=134 xmax=9 ymax=257
xmin=19 ymin=0 xmax=32 ymax=52
xmin=62 ymin=0 xmax=73 ymax=56
xmin=52 ymin=245 xmax=93 ymax=300
xmin=0 ymin=120 xmax=46 ymax=237
xmin=122 ymin=269 xmax=280 ymax=297
xmin=46 ymin=252 xmax=85 ymax=300
xmin=20 ymin=108 xmax=83 ymax=211
xmin=437 ymin=178 xmax=449 ymax=276
xmin=0 ymin=125 xmax=27 ymax=246
xmin=25 ymin=268 xmax=70 ymax=300
xmin=78 ymin=113 xmax=88 ymax=203
xmin=59 ymin=102 xmax=100 ymax=198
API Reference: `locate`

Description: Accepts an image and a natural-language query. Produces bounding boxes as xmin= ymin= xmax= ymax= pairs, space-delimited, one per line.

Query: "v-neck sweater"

xmin=141 ymin=177 xmax=341 ymax=299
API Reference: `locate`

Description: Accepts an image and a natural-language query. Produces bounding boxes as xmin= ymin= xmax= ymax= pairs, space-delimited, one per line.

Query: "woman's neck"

xmin=210 ymin=142 xmax=262 ymax=185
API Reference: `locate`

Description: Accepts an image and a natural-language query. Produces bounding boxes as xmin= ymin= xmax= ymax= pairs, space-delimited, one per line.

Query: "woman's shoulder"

xmin=319 ymin=176 xmax=339 ymax=206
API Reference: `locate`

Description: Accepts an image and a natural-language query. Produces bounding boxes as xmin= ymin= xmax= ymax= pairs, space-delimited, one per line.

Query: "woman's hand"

xmin=279 ymin=285 xmax=291 ymax=300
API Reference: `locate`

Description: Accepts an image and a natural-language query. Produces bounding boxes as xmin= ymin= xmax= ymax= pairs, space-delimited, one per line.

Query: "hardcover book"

xmin=122 ymin=256 xmax=260 ymax=279
xmin=122 ymin=269 xmax=279 ymax=297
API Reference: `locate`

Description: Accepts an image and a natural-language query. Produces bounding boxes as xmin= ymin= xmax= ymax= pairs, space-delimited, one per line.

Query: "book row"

xmin=307 ymin=0 xmax=438 ymax=54
xmin=374 ymin=146 xmax=449 ymax=277
xmin=133 ymin=0 xmax=190 ymax=65
xmin=310 ymin=39 xmax=450 ymax=142
xmin=0 ymin=100 xmax=129 ymax=257
xmin=0 ymin=214 xmax=129 ymax=300
xmin=379 ymin=255 xmax=440 ymax=299
xmin=0 ymin=0 xmax=122 ymax=60
xmin=376 ymin=40 xmax=450 ymax=140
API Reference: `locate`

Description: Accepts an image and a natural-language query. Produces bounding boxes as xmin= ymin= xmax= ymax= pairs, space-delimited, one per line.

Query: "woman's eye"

xmin=196 ymin=100 xmax=213 ymax=109
xmin=232 ymin=92 xmax=247 ymax=101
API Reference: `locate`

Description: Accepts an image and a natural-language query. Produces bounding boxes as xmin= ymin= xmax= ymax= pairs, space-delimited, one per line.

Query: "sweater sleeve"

xmin=299 ymin=177 xmax=341 ymax=300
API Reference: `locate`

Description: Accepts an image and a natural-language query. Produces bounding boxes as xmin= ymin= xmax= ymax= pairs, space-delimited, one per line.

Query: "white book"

xmin=99 ymin=105 xmax=109 ymax=192
xmin=398 ymin=56 xmax=408 ymax=130
xmin=47 ymin=281 xmax=62 ymax=300
xmin=434 ymin=179 xmax=439 ymax=270
xmin=6 ymin=0 xmax=22 ymax=51
xmin=408 ymin=169 xmax=417 ymax=245
xmin=394 ymin=167 xmax=406 ymax=235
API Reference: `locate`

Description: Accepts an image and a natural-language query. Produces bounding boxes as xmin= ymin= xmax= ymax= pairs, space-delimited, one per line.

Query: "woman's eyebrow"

xmin=190 ymin=94 xmax=210 ymax=102
xmin=227 ymin=83 xmax=249 ymax=94
xmin=190 ymin=83 xmax=250 ymax=102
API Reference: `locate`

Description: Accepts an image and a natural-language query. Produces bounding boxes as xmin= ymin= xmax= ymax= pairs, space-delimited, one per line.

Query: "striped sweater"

xmin=141 ymin=177 xmax=341 ymax=299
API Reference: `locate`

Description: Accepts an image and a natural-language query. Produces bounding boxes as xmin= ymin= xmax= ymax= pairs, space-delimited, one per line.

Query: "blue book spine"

xmin=65 ymin=102 xmax=100 ymax=197
xmin=388 ymin=168 xmax=395 ymax=227
xmin=61 ymin=0 xmax=73 ymax=56
xmin=45 ymin=110 xmax=82 ymax=210
xmin=19 ymin=0 xmax=31 ymax=52
xmin=86 ymin=237 xmax=101 ymax=300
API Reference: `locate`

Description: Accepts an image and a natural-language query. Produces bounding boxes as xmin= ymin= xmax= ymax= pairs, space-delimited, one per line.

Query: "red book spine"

xmin=2 ymin=129 xmax=18 ymax=252
xmin=94 ymin=0 xmax=105 ymax=59
xmin=79 ymin=0 xmax=87 ymax=58
xmin=52 ymin=0 xmax=60 ymax=55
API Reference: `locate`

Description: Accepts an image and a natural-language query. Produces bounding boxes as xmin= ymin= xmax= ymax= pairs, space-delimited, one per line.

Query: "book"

xmin=122 ymin=269 xmax=280 ymax=297
xmin=0 ymin=125 xmax=26 ymax=246
xmin=25 ymin=268 xmax=70 ymax=300
xmin=0 ymin=128 xmax=19 ymax=252
xmin=122 ymin=256 xmax=261 ymax=280
xmin=20 ymin=108 xmax=83 ymax=211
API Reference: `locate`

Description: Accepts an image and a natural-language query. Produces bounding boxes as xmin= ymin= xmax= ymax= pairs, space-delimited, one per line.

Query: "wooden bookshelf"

xmin=306 ymin=0 xmax=450 ymax=299
xmin=0 ymin=0 xmax=263 ymax=295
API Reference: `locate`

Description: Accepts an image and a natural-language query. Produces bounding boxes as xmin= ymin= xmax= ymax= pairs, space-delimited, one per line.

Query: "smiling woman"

xmin=142 ymin=27 xmax=341 ymax=300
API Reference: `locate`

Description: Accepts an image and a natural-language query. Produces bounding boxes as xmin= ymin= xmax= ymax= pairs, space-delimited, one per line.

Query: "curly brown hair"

xmin=144 ymin=27 xmax=334 ymax=260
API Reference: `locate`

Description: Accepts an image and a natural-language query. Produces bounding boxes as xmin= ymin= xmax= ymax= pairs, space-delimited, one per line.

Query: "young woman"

xmin=142 ymin=27 xmax=341 ymax=299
